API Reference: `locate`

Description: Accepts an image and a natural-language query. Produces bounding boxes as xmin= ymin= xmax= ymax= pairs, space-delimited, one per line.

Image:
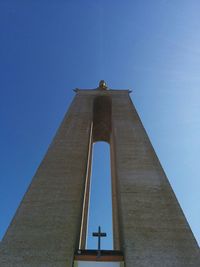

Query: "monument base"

xmin=74 ymin=250 xmax=124 ymax=267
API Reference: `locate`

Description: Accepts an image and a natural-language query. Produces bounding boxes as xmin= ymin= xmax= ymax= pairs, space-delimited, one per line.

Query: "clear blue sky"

xmin=0 ymin=0 xmax=199 ymax=248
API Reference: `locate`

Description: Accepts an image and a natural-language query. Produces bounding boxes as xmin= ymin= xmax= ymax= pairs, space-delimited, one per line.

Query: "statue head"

xmin=99 ymin=80 xmax=107 ymax=90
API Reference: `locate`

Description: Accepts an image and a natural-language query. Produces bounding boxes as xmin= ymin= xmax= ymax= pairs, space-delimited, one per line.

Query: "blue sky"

xmin=0 ymin=0 xmax=199 ymax=248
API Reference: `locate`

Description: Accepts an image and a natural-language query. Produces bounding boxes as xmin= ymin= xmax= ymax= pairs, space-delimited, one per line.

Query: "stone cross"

xmin=92 ymin=226 xmax=107 ymax=256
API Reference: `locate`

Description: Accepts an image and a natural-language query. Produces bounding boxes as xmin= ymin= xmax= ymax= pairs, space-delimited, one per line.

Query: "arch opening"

xmin=78 ymin=95 xmax=120 ymax=252
xmin=86 ymin=141 xmax=113 ymax=250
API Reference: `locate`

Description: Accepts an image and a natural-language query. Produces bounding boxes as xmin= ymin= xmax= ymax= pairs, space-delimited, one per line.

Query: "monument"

xmin=0 ymin=81 xmax=199 ymax=266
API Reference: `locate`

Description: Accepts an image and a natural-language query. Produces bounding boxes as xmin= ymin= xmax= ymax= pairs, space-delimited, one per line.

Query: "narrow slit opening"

xmin=86 ymin=141 xmax=113 ymax=250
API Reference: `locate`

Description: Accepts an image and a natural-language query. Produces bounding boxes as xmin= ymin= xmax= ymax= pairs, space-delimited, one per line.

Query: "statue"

xmin=98 ymin=80 xmax=108 ymax=90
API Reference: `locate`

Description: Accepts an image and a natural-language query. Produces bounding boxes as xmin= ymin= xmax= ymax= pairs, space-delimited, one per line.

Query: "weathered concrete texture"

xmin=0 ymin=94 xmax=93 ymax=267
xmin=111 ymin=92 xmax=200 ymax=267
xmin=1 ymin=88 xmax=199 ymax=267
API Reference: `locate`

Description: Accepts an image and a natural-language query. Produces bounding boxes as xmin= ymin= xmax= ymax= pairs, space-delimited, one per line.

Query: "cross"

xmin=92 ymin=226 xmax=107 ymax=256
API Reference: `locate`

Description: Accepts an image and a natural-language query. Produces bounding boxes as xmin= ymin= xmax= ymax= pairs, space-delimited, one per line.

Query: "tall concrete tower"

xmin=0 ymin=81 xmax=199 ymax=267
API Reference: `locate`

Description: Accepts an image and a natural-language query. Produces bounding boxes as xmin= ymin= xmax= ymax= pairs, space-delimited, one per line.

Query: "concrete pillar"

xmin=0 ymin=93 xmax=93 ymax=267
xmin=111 ymin=91 xmax=200 ymax=266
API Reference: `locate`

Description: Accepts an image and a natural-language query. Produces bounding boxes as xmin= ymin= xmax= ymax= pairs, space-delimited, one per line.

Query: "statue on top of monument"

xmin=98 ymin=80 xmax=108 ymax=90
